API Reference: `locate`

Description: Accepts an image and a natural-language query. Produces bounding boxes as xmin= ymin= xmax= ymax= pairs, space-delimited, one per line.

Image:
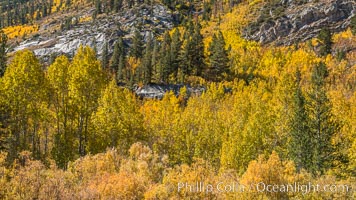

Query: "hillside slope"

xmin=2 ymin=0 xmax=355 ymax=57
xmin=12 ymin=3 xmax=175 ymax=60
xmin=243 ymin=0 xmax=355 ymax=45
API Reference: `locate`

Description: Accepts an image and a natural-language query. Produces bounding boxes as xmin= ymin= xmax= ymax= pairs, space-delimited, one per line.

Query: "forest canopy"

xmin=0 ymin=0 xmax=355 ymax=199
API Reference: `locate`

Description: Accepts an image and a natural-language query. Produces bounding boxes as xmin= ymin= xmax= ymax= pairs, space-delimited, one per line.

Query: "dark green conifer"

xmin=170 ymin=28 xmax=182 ymax=82
xmin=110 ymin=37 xmax=124 ymax=72
xmin=351 ymin=15 xmax=356 ymax=35
xmin=307 ymin=62 xmax=338 ymax=175
xmin=289 ymin=69 xmax=312 ymax=172
xmin=317 ymin=28 xmax=333 ymax=56
xmin=207 ymin=31 xmax=229 ymax=81
xmin=142 ymin=34 xmax=153 ymax=84
xmin=0 ymin=29 xmax=7 ymax=77
xmin=101 ymin=41 xmax=109 ymax=70
xmin=191 ymin=21 xmax=205 ymax=76
xmin=159 ymin=31 xmax=171 ymax=82
xmin=130 ymin=28 xmax=144 ymax=59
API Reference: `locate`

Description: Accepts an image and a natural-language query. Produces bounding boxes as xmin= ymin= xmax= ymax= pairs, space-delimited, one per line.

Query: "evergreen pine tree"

xmin=307 ymin=62 xmax=338 ymax=175
xmin=116 ymin=55 xmax=125 ymax=83
xmin=130 ymin=28 xmax=143 ymax=59
xmin=0 ymin=29 xmax=7 ymax=77
xmin=92 ymin=37 xmax=97 ymax=55
xmin=351 ymin=15 xmax=356 ymax=35
xmin=66 ymin=0 xmax=71 ymax=7
xmin=42 ymin=4 xmax=48 ymax=17
xmin=317 ymin=28 xmax=333 ymax=56
xmin=191 ymin=21 xmax=205 ymax=76
xmin=170 ymin=28 xmax=182 ymax=82
xmin=207 ymin=31 xmax=229 ymax=81
xmin=289 ymin=69 xmax=312 ymax=172
xmin=110 ymin=40 xmax=120 ymax=71
xmin=110 ymin=37 xmax=124 ymax=72
xmin=142 ymin=34 xmax=153 ymax=84
xmin=159 ymin=31 xmax=171 ymax=82
xmin=101 ymin=41 xmax=109 ymax=70
xmin=95 ymin=0 xmax=102 ymax=14
xmin=113 ymin=0 xmax=122 ymax=12
xmin=185 ymin=16 xmax=194 ymax=35
xmin=151 ymin=39 xmax=159 ymax=82
xmin=178 ymin=30 xmax=192 ymax=83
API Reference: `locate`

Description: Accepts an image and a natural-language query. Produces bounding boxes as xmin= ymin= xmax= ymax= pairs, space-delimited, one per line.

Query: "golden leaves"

xmin=3 ymin=25 xmax=38 ymax=40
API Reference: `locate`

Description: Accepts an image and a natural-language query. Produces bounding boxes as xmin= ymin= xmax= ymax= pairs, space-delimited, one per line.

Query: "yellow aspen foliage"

xmin=3 ymin=25 xmax=38 ymax=40
xmin=68 ymin=45 xmax=107 ymax=156
xmin=158 ymin=159 xmax=218 ymax=199
xmin=201 ymin=2 xmax=261 ymax=79
xmin=283 ymin=48 xmax=321 ymax=79
xmin=257 ymin=48 xmax=288 ymax=84
xmin=51 ymin=0 xmax=63 ymax=13
xmin=180 ymin=83 xmax=226 ymax=166
xmin=79 ymin=16 xmax=93 ymax=23
xmin=126 ymin=56 xmax=141 ymax=73
xmin=69 ymin=45 xmax=107 ymax=112
xmin=141 ymin=91 xmax=183 ymax=164
xmin=333 ymin=28 xmax=355 ymax=42
xmin=241 ymin=151 xmax=296 ymax=199
xmin=90 ymin=170 xmax=148 ymax=199
xmin=0 ymin=152 xmax=8 ymax=197
xmin=48 ymin=55 xmax=71 ymax=94
xmin=350 ymin=137 xmax=356 ymax=173
xmin=90 ymin=79 xmax=146 ymax=154
xmin=47 ymin=55 xmax=76 ymax=168
xmin=1 ymin=50 xmax=49 ymax=160
xmin=0 ymin=1 xmax=355 ymax=197
xmin=220 ymin=81 xmax=276 ymax=174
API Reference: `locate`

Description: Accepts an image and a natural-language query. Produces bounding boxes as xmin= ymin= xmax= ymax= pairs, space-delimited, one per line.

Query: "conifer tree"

xmin=0 ymin=29 xmax=7 ymax=77
xmin=351 ymin=15 xmax=356 ymax=35
xmin=42 ymin=4 xmax=48 ymax=17
xmin=191 ymin=21 xmax=205 ymax=76
xmin=142 ymin=34 xmax=153 ymax=84
xmin=170 ymin=28 xmax=182 ymax=82
xmin=110 ymin=37 xmax=125 ymax=83
xmin=117 ymin=55 xmax=125 ymax=83
xmin=289 ymin=69 xmax=312 ymax=172
xmin=92 ymin=37 xmax=97 ymax=55
xmin=130 ymin=28 xmax=143 ymax=59
xmin=159 ymin=31 xmax=171 ymax=82
xmin=151 ymin=39 xmax=159 ymax=82
xmin=110 ymin=40 xmax=120 ymax=71
xmin=207 ymin=31 xmax=229 ymax=82
xmin=95 ymin=0 xmax=102 ymax=14
xmin=179 ymin=30 xmax=193 ymax=83
xmin=185 ymin=16 xmax=194 ymax=35
xmin=317 ymin=28 xmax=333 ymax=57
xmin=113 ymin=0 xmax=122 ymax=12
xmin=101 ymin=41 xmax=109 ymax=70
xmin=66 ymin=0 xmax=71 ymax=7
xmin=110 ymin=37 xmax=124 ymax=72
xmin=307 ymin=62 xmax=338 ymax=174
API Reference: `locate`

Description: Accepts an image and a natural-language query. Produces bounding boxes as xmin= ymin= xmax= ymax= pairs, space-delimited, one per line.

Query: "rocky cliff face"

xmin=11 ymin=3 xmax=175 ymax=61
xmin=243 ymin=0 xmax=356 ymax=45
